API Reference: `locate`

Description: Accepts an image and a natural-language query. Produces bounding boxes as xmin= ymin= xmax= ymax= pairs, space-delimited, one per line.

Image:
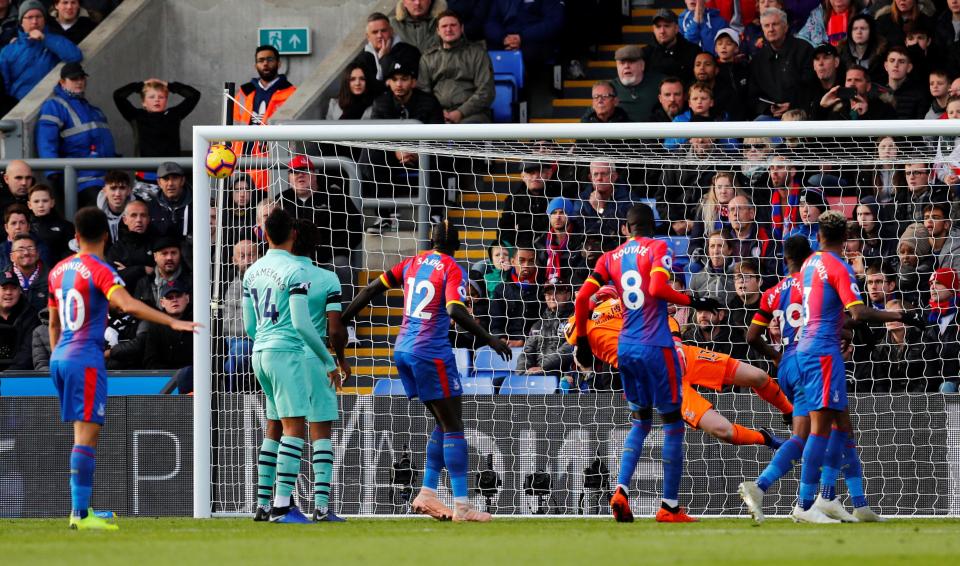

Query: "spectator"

xmin=760 ymin=155 xmax=801 ymax=239
xmin=740 ymin=136 xmax=773 ymax=186
xmin=484 ymin=0 xmax=564 ymax=65
xmin=612 ymin=45 xmax=662 ymax=122
xmin=917 ymin=267 xmax=960 ymax=391
xmin=689 ymin=230 xmax=734 ymax=303
xmin=803 ymin=43 xmax=843 ymax=118
xmin=787 ymin=189 xmax=826 ymax=251
xmin=856 ymin=195 xmax=889 ymax=260
xmin=222 ymin=239 xmax=259 ymax=381
xmin=651 ymin=76 xmax=687 ymax=122
xmin=875 ymin=0 xmax=935 ymax=49
xmin=535 ymin=197 xmax=581 ymax=283
xmin=0 ymin=0 xmax=17 ymax=46
xmin=0 ymin=0 xmax=81 ymax=103
xmin=895 ymin=222 xmax=934 ymax=307
xmin=682 ymin=305 xmax=744 ymax=358
xmin=797 ymin=0 xmax=861 ymax=48
xmin=843 ymin=221 xmax=867 ymax=279
xmin=749 ymin=8 xmax=814 ymax=118
xmin=326 ymin=62 xmax=376 ymax=120
xmin=134 ymin=235 xmax=191 ymax=307
xmin=923 ymin=202 xmax=960 ymax=270
xmin=252 ymin=198 xmax=277 ymax=247
xmin=690 ymin=171 xmax=739 ymax=254
xmin=36 ymin=63 xmax=116 ymax=206
xmin=490 ymin=244 xmax=541 ymax=345
xmin=864 ymin=263 xmax=898 ymax=308
xmin=726 ymin=195 xmax=777 ymax=276
xmin=148 ymin=162 xmax=191 ymax=239
xmin=868 ymin=137 xmax=902 ymax=204
xmin=868 ymin=298 xmax=923 ymax=391
xmin=515 ymin=278 xmax=574 ymax=379
xmin=903 ymin=21 xmax=937 ymax=83
xmin=577 ymin=161 xmax=633 ymax=243
xmin=143 ymin=282 xmax=193 ymax=371
xmin=582 ymin=80 xmax=629 ymax=123
xmin=883 ymin=162 xmax=949 ymax=234
xmin=30 ymin=306 xmax=49 ymax=371
xmin=880 ymin=46 xmax=929 ymax=119
xmin=113 ymin=78 xmax=201 ymax=159
xmin=707 ymin=0 xmax=757 ymax=31
xmin=498 ymin=161 xmax=551 ymax=247
xmin=48 ymin=0 xmax=95 ymax=45
xmin=0 ymin=269 xmax=38 ymax=371
xmin=726 ymin=259 xmax=763 ymax=345
xmin=926 ymin=68 xmax=950 ymax=120
xmin=450 ymin=280 xmax=492 ymax=350
xmin=392 ymin=0 xmax=444 ymax=53
xmin=356 ymin=12 xmax=421 ymax=92
xmin=105 ymin=199 xmax=154 ymax=289
xmin=664 ymin=82 xmax=736 ymax=150
xmin=26 ymin=185 xmax=73 ymax=262
xmin=469 ymin=242 xmax=512 ymax=299
xmin=418 ymin=10 xmax=496 ymax=124
xmin=221 ymin=173 xmax=259 ymax=245
xmin=0 ymin=160 xmax=34 ymax=211
xmin=96 ymin=170 xmax=134 ymax=243
xmin=645 ymin=9 xmax=702 ymax=84
xmin=692 ymin=51 xmax=741 ymax=119
xmin=569 ymin=234 xmax=606 ymax=286
xmin=233 ymin=45 xmax=296 ymax=126
xmin=0 ymin=203 xmax=52 ymax=271
xmin=680 ymin=0 xmax=729 ymax=55
xmin=447 ymin=0 xmax=490 ymax=40
xmin=820 ymin=64 xmax=898 ymax=119
xmin=838 ymin=13 xmax=887 ymax=80
xmin=8 ymin=233 xmax=47 ymax=311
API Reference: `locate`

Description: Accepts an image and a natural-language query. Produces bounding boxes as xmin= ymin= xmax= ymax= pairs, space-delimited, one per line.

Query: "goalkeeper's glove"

xmin=900 ymin=310 xmax=927 ymax=330
xmin=575 ymin=336 xmax=594 ymax=371
xmin=689 ymin=294 xmax=722 ymax=313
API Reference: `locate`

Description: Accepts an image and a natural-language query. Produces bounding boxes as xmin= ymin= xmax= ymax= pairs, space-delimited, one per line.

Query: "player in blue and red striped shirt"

xmin=48 ymin=207 xmax=199 ymax=530
xmin=574 ymin=204 xmax=720 ymax=523
xmin=342 ymin=221 xmax=511 ymax=522
xmin=792 ymin=211 xmax=924 ymax=524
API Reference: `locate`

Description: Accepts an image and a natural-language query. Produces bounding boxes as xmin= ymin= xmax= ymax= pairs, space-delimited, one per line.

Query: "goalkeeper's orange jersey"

xmin=566 ymin=298 xmax=684 ymax=367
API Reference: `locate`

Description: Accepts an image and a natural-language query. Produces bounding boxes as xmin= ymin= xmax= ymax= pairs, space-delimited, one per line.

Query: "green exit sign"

xmin=258 ymin=27 xmax=311 ymax=55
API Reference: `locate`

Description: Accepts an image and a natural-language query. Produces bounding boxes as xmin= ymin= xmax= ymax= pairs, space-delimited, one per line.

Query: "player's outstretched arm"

xmin=447 ymin=302 xmax=512 ymax=361
xmin=746 ymin=322 xmax=781 ymax=364
xmin=109 ymin=287 xmax=201 ymax=333
xmin=848 ymin=303 xmax=926 ymax=328
xmin=290 ymin=293 xmax=335 ymax=364
xmin=340 ymin=279 xmax=388 ymax=325
xmin=648 ymin=269 xmax=721 ymax=312
xmin=573 ymin=279 xmax=600 ymax=369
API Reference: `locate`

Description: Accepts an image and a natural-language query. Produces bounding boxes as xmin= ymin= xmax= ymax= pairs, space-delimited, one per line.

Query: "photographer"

xmin=818 ymin=65 xmax=896 ymax=120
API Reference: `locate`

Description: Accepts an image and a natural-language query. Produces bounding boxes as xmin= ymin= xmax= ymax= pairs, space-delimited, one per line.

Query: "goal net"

xmin=192 ymin=121 xmax=960 ymax=518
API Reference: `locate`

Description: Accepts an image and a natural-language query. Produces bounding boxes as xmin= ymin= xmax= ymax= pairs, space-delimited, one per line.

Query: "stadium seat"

xmin=462 ymin=376 xmax=495 ymax=395
xmin=472 ymin=346 xmax=522 ymax=378
xmin=489 ymin=50 xmax=525 ymax=90
xmin=499 ymin=374 xmax=559 ymax=394
xmin=493 ymin=83 xmax=516 ymax=123
xmin=372 ymin=378 xmax=406 ymax=395
xmin=454 ymin=348 xmax=472 ymax=379
xmin=827 ymin=196 xmax=860 ymax=220
xmin=657 ymin=235 xmax=691 ymax=274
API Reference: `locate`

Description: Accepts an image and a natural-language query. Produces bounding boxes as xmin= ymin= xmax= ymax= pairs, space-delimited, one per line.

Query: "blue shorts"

xmin=777 ymin=352 xmax=808 ymax=418
xmin=50 ymin=360 xmax=108 ymax=425
xmin=618 ymin=344 xmax=682 ymax=414
xmin=395 ymin=350 xmax=462 ymax=402
xmin=797 ymin=348 xmax=847 ymax=412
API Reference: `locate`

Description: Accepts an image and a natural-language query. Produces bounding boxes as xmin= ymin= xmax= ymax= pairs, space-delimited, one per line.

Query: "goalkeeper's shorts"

xmin=680 ymin=384 xmax=714 ymax=428
xmin=680 ymin=345 xmax=740 ymax=391
xmin=253 ymin=350 xmax=311 ymax=420
xmin=305 ymin=353 xmax=339 ymax=423
xmin=776 ymin=352 xmax=809 ymax=418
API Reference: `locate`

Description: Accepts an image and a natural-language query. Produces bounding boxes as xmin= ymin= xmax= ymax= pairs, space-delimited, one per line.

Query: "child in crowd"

xmin=26 ymin=184 xmax=74 ymax=262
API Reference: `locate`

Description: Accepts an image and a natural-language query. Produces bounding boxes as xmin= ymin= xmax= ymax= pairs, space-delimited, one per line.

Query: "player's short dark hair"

xmin=74 ymin=206 xmax=110 ymax=242
xmin=103 ymin=170 xmax=131 ymax=187
xmin=819 ymin=210 xmax=848 ymax=245
xmin=431 ymin=220 xmax=460 ymax=255
xmin=264 ymin=207 xmax=295 ymax=245
xmin=784 ymin=234 xmax=812 ymax=265
xmin=923 ymin=202 xmax=951 ymax=217
xmin=255 ymin=44 xmax=280 ymax=60
xmin=626 ymin=203 xmax=655 ymax=237
xmin=292 ymin=218 xmax=319 ymax=258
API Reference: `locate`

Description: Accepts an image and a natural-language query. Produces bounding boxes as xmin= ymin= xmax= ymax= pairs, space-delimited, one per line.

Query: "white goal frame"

xmin=191 ymin=120 xmax=960 ymax=519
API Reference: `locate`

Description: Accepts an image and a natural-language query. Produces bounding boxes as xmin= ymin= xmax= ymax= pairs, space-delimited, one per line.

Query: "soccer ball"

xmin=205 ymin=144 xmax=237 ymax=178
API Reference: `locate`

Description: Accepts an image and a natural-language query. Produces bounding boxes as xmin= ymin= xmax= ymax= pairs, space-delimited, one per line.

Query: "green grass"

xmin=2 ymin=518 xmax=957 ymax=565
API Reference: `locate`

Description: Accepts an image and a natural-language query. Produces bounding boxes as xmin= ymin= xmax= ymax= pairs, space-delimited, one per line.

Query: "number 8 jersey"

xmin=48 ymin=253 xmax=125 ymax=365
xmin=380 ymin=250 xmax=467 ymax=355
xmin=589 ymin=236 xmax=674 ymax=348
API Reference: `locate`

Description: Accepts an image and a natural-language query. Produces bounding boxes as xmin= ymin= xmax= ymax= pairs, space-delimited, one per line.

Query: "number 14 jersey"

xmin=589 ymin=236 xmax=675 ymax=348
xmin=380 ymin=251 xmax=467 ymax=355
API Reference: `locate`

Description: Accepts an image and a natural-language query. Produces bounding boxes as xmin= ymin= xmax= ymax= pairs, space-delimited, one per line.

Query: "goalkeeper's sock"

xmin=256 ymin=438 xmax=279 ymax=508
xmin=70 ymin=445 xmax=96 ymax=518
xmin=617 ymin=418 xmax=651 ymax=488
xmin=842 ymin=439 xmax=868 ymax=508
xmin=799 ymin=432 xmax=829 ymax=510
xmin=274 ymin=436 xmax=305 ymax=509
xmin=422 ymin=426 xmax=444 ymax=492
xmin=442 ymin=432 xmax=469 ymax=504
xmin=752 ymin=377 xmax=793 ymax=415
xmin=311 ymin=439 xmax=333 ymax=512
xmin=730 ymin=424 xmax=766 ymax=446
xmin=757 ymin=434 xmax=804 ymax=492
xmin=819 ymin=428 xmax=848 ymax=501
xmin=661 ymin=421 xmax=685 ymax=507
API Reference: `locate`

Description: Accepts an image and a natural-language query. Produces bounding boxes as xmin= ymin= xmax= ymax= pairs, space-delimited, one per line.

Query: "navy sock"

xmin=70 ymin=445 xmax=96 ymax=518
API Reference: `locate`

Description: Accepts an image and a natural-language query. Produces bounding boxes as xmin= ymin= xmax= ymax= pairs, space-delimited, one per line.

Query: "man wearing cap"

xmin=36 ymin=62 xmax=116 ymax=206
xmin=645 ymin=8 xmax=702 ymax=85
xmin=801 ymin=43 xmax=843 ymax=118
xmin=148 ymin=162 xmax=191 ymax=239
xmin=515 ymin=276 xmax=574 ymax=380
xmin=0 ymin=268 xmax=38 ymax=370
xmin=787 ymin=189 xmax=826 ymax=251
xmin=498 ymin=161 xmax=551 ymax=248
xmin=484 ymin=0 xmax=565 ymax=65
xmin=134 ymin=235 xmax=191 ymax=308
xmin=371 ymin=55 xmax=444 ymax=123
xmin=748 ymin=8 xmax=814 ymax=118
xmin=920 ymin=267 xmax=960 ymax=392
xmin=680 ymin=0 xmax=729 ymax=55
xmin=142 ymin=282 xmax=193 ymax=371
xmin=612 ymin=45 xmax=662 ymax=122
xmin=0 ymin=0 xmax=81 ymax=102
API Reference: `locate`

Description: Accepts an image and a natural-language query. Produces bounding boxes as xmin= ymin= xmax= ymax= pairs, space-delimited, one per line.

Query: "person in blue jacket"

xmin=679 ymin=0 xmax=729 ymax=56
xmin=0 ymin=0 xmax=82 ymax=102
xmin=36 ymin=62 xmax=116 ymax=207
xmin=484 ymin=0 xmax=564 ymax=65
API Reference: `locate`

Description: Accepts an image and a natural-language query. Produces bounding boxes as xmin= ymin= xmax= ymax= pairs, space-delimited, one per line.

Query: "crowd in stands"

xmin=3 ymin=0 xmax=960 ymax=397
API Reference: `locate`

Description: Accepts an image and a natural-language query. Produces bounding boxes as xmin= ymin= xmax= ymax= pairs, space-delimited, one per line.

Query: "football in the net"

xmin=205 ymin=144 xmax=237 ymax=178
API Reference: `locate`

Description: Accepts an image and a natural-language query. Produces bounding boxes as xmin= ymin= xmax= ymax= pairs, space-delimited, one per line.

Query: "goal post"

xmin=192 ymin=120 xmax=960 ymax=519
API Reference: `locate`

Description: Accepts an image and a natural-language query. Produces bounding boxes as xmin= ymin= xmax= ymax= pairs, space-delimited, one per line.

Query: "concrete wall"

xmin=7 ymin=0 xmax=390 ymax=158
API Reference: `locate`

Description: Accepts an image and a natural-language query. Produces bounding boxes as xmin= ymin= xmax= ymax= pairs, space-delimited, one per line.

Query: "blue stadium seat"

xmin=454 ymin=348 xmax=472 ymax=379
xmin=472 ymin=346 xmax=522 ymax=378
xmin=492 ymin=83 xmax=515 ymax=122
xmin=499 ymin=374 xmax=559 ymax=394
xmin=373 ymin=378 xmax=406 ymax=395
xmin=489 ymin=50 xmax=525 ymax=90
xmin=462 ymin=376 xmax=495 ymax=395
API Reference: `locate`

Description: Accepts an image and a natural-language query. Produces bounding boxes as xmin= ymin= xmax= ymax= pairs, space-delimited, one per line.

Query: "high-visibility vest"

xmin=230 ymin=78 xmax=297 ymax=189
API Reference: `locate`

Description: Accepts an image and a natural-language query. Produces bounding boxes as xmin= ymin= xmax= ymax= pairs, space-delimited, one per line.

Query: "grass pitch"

xmin=2 ymin=517 xmax=957 ymax=565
